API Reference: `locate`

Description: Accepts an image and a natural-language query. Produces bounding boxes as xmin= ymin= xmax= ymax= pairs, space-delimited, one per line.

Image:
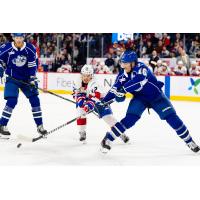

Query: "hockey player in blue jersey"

xmin=100 ymin=50 xmax=200 ymax=153
xmin=0 ymin=33 xmax=47 ymax=138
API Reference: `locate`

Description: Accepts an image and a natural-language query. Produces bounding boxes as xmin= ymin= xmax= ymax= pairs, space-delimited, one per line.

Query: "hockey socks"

xmin=166 ymin=113 xmax=193 ymax=144
xmin=106 ymin=122 xmax=126 ymax=141
xmin=0 ymin=97 xmax=17 ymax=126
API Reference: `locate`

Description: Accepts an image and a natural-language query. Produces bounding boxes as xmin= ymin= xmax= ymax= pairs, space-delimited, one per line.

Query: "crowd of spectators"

xmin=1 ymin=33 xmax=200 ymax=76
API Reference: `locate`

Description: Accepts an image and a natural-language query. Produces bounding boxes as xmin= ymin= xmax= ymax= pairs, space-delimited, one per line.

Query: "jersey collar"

xmin=123 ymin=69 xmax=135 ymax=79
xmin=11 ymin=42 xmax=26 ymax=51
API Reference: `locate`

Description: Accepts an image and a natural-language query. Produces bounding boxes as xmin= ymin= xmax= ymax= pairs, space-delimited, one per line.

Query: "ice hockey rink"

xmin=0 ymin=92 xmax=200 ymax=166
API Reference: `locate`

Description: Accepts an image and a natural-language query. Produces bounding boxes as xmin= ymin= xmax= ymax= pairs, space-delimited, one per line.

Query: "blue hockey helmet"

xmin=121 ymin=50 xmax=138 ymax=63
xmin=12 ymin=33 xmax=25 ymax=38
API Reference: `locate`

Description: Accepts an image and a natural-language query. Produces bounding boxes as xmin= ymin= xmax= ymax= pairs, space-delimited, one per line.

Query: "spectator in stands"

xmin=160 ymin=46 xmax=170 ymax=58
xmin=118 ymin=40 xmax=126 ymax=52
xmin=173 ymin=33 xmax=182 ymax=44
xmin=96 ymin=62 xmax=112 ymax=74
xmin=155 ymin=40 xmax=163 ymax=55
xmin=105 ymin=53 xmax=115 ymax=72
xmin=196 ymin=50 xmax=200 ymax=58
xmin=0 ymin=34 xmax=8 ymax=45
xmin=162 ymin=33 xmax=170 ymax=47
xmin=170 ymin=41 xmax=180 ymax=57
xmin=149 ymin=50 xmax=160 ymax=71
xmin=189 ymin=60 xmax=200 ymax=76
xmin=57 ymin=62 xmax=72 ymax=73
xmin=125 ymin=37 xmax=134 ymax=50
xmin=174 ymin=60 xmax=187 ymax=75
xmin=154 ymin=60 xmax=162 ymax=74
xmin=154 ymin=33 xmax=163 ymax=41
xmin=194 ymin=35 xmax=200 ymax=46
xmin=61 ymin=49 xmax=72 ymax=64
xmin=176 ymin=47 xmax=191 ymax=74
xmin=112 ymin=41 xmax=119 ymax=52
xmin=91 ymin=58 xmax=101 ymax=73
xmin=156 ymin=62 xmax=171 ymax=76
xmin=142 ymin=41 xmax=154 ymax=57
xmin=72 ymin=46 xmax=79 ymax=65
xmin=189 ymin=41 xmax=199 ymax=58
xmin=52 ymin=54 xmax=67 ymax=72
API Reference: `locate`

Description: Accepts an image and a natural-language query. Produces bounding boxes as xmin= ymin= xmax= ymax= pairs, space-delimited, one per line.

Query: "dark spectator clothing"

xmin=105 ymin=58 xmax=115 ymax=67
xmin=149 ymin=55 xmax=160 ymax=71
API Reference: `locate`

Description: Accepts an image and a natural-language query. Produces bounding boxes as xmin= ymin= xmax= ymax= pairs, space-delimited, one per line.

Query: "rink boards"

xmin=1 ymin=73 xmax=200 ymax=102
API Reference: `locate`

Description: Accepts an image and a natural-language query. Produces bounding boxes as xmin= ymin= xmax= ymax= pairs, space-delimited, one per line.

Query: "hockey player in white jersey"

xmin=73 ymin=64 xmax=129 ymax=143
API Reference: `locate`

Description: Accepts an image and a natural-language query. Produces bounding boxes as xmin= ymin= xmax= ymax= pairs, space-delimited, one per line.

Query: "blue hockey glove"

xmin=95 ymin=101 xmax=106 ymax=114
xmin=94 ymin=101 xmax=112 ymax=118
xmin=115 ymin=87 xmax=126 ymax=102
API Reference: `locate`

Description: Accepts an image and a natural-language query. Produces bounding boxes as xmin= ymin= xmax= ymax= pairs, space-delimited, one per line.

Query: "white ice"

xmin=0 ymin=92 xmax=200 ymax=165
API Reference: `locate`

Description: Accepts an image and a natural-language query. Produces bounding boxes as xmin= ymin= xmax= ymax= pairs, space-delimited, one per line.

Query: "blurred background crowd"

xmin=1 ymin=33 xmax=200 ymax=76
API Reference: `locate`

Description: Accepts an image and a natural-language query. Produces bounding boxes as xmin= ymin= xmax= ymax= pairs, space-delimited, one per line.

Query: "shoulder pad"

xmin=137 ymin=62 xmax=149 ymax=76
xmin=26 ymin=43 xmax=36 ymax=52
xmin=0 ymin=42 xmax=12 ymax=52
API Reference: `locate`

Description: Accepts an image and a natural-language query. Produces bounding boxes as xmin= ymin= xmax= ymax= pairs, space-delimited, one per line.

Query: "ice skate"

xmin=79 ymin=131 xmax=86 ymax=144
xmin=187 ymin=140 xmax=200 ymax=153
xmin=37 ymin=125 xmax=47 ymax=137
xmin=100 ymin=133 xmax=111 ymax=153
xmin=120 ymin=134 xmax=130 ymax=144
xmin=0 ymin=125 xmax=10 ymax=139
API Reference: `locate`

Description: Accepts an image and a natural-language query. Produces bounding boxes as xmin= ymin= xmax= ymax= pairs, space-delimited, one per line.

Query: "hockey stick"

xmin=17 ymin=110 xmax=93 ymax=144
xmin=17 ymin=99 xmax=114 ymax=146
xmin=7 ymin=76 xmax=99 ymax=117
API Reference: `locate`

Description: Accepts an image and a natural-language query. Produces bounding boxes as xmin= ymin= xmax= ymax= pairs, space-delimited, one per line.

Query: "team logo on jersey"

xmin=12 ymin=55 xmax=27 ymax=67
xmin=188 ymin=78 xmax=200 ymax=95
xmin=119 ymin=77 xmax=126 ymax=83
xmin=8 ymin=51 xmax=15 ymax=55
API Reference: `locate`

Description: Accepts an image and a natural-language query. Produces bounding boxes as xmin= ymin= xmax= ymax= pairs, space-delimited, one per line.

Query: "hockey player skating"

xmin=73 ymin=64 xmax=129 ymax=143
xmin=100 ymin=50 xmax=200 ymax=153
xmin=0 ymin=33 xmax=47 ymax=138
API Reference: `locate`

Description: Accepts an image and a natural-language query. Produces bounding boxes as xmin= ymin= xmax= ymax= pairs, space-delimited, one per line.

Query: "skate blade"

xmin=100 ymin=147 xmax=110 ymax=154
xmin=80 ymin=140 xmax=87 ymax=144
xmin=0 ymin=135 xmax=10 ymax=140
xmin=124 ymin=140 xmax=131 ymax=145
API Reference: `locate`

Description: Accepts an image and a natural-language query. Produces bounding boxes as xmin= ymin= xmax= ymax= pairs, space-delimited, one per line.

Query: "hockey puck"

xmin=17 ymin=143 xmax=22 ymax=148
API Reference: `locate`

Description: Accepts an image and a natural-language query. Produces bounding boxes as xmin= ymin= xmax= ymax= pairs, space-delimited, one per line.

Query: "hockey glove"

xmin=115 ymin=87 xmax=126 ymax=102
xmin=83 ymin=100 xmax=95 ymax=113
xmin=29 ymin=76 xmax=39 ymax=89
xmin=76 ymin=93 xmax=86 ymax=108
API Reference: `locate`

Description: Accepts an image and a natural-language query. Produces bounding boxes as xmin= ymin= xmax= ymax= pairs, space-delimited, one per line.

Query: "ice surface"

xmin=0 ymin=92 xmax=200 ymax=165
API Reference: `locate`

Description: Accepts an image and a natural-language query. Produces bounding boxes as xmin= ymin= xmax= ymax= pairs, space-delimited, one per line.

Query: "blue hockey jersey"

xmin=0 ymin=42 xmax=37 ymax=81
xmin=103 ymin=62 xmax=164 ymax=103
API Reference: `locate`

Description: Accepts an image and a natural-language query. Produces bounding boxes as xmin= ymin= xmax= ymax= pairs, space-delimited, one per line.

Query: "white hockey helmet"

xmin=81 ymin=64 xmax=94 ymax=76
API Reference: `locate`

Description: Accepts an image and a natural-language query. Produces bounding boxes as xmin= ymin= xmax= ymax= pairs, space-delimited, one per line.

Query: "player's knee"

xmin=6 ymin=97 xmax=18 ymax=108
xmin=29 ymin=95 xmax=40 ymax=107
xmin=120 ymin=113 xmax=140 ymax=129
xmin=158 ymin=106 xmax=176 ymax=120
xmin=102 ymin=115 xmax=117 ymax=127
xmin=165 ymin=113 xmax=183 ymax=129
